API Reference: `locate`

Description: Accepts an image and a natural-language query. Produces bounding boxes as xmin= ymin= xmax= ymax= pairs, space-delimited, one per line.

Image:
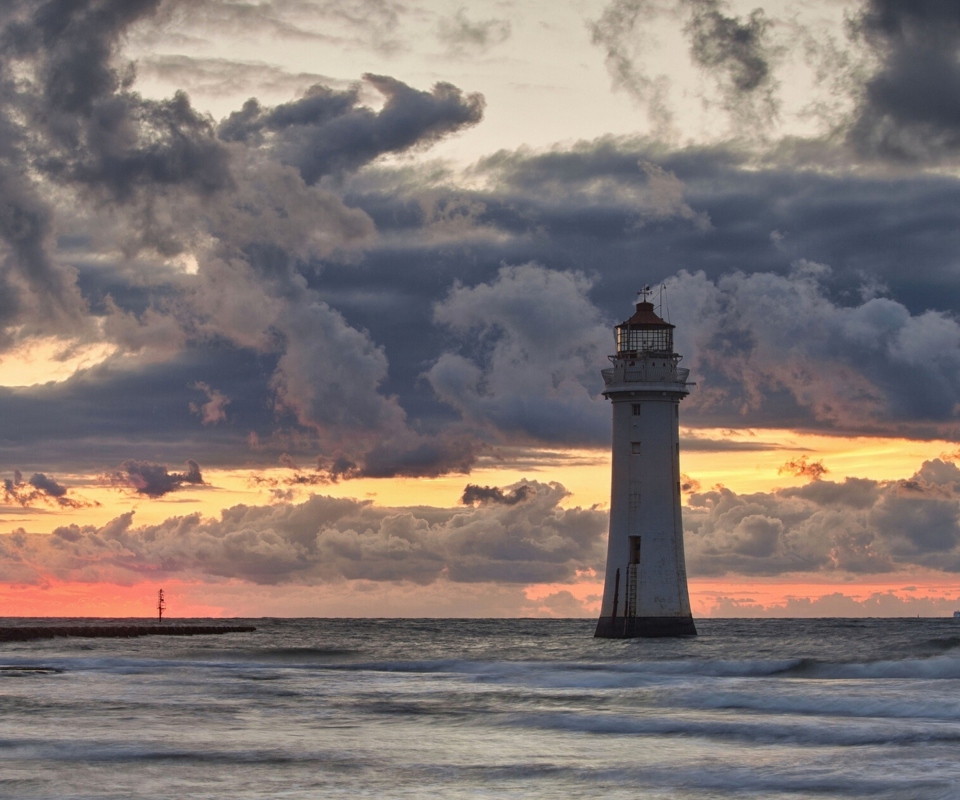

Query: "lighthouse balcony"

xmin=601 ymin=364 xmax=690 ymax=385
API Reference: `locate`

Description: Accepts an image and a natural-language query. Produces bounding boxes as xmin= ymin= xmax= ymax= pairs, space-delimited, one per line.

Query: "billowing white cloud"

xmin=666 ymin=266 xmax=960 ymax=434
xmin=686 ymin=459 xmax=960 ymax=576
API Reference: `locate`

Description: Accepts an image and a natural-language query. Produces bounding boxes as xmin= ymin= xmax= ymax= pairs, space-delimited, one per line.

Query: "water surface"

xmin=1 ymin=618 xmax=958 ymax=798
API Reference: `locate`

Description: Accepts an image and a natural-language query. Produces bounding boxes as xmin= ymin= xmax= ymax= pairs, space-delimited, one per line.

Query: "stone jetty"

xmin=0 ymin=624 xmax=256 ymax=643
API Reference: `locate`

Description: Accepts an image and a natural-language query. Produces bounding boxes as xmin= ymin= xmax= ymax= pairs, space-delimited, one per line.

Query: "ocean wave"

xmin=499 ymin=710 xmax=960 ymax=746
xmin=678 ymin=687 xmax=960 ymax=722
xmin=305 ymin=652 xmax=960 ymax=689
xmin=0 ymin=740 xmax=343 ymax=765
xmin=916 ymin=636 xmax=960 ymax=653
xmin=777 ymin=655 xmax=960 ymax=680
xmin=192 ymin=646 xmax=363 ymax=663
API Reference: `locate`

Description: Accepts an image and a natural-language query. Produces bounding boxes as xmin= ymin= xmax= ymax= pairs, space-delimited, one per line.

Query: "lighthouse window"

xmin=632 ymin=404 xmax=642 ymax=416
xmin=617 ymin=327 xmax=673 ymax=353
xmin=631 ymin=442 xmax=642 ymax=455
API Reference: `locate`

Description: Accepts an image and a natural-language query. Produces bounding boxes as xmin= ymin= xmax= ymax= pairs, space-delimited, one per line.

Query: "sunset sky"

xmin=3 ymin=0 xmax=960 ymax=618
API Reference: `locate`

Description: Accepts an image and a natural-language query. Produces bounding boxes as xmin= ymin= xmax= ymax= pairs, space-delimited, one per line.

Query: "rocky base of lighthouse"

xmin=594 ymin=616 xmax=697 ymax=638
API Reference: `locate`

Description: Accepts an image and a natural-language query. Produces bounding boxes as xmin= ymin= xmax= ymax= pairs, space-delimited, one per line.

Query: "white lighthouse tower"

xmin=595 ymin=289 xmax=696 ymax=638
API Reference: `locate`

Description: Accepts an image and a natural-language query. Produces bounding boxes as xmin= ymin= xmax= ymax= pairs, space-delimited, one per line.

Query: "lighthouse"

xmin=594 ymin=289 xmax=696 ymax=638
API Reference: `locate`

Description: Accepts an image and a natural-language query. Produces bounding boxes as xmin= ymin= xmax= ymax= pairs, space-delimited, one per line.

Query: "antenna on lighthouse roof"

xmin=658 ymin=283 xmax=670 ymax=322
xmin=638 ymin=285 xmax=652 ymax=304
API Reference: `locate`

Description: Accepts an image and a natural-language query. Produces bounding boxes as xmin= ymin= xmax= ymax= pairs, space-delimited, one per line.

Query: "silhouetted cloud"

xmin=779 ymin=455 xmax=829 ymax=481
xmin=109 ymin=459 xmax=205 ymax=497
xmin=461 ymin=483 xmax=532 ymax=506
xmin=2 ymin=470 xmax=94 ymax=509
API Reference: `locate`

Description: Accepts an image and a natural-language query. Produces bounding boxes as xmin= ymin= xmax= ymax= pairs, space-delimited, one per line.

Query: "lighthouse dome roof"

xmin=619 ymin=301 xmax=674 ymax=329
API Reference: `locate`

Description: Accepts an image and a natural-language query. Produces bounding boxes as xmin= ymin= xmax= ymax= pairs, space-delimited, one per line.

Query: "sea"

xmin=1 ymin=617 xmax=959 ymax=799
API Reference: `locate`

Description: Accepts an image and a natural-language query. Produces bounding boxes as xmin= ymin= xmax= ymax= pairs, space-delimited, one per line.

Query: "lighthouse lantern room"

xmin=594 ymin=288 xmax=697 ymax=638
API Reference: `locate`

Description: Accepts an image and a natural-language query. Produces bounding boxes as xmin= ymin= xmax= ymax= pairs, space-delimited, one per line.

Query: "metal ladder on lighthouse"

xmin=625 ymin=564 xmax=638 ymax=617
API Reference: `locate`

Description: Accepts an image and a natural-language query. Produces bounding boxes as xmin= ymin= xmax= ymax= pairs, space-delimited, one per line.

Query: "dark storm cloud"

xmin=848 ymin=0 xmax=960 ymax=161
xmin=7 ymin=127 xmax=960 ymax=474
xmin=4 ymin=0 xmax=960 ymax=485
xmin=108 ymin=459 xmax=204 ymax=497
xmin=589 ymin=0 xmax=779 ymax=132
xmin=339 ymin=139 xmax=960 ymax=440
xmin=0 ymin=481 xmax=606 ymax=586
xmin=682 ymin=0 xmax=778 ymax=124
xmin=0 ymin=0 xmax=230 ymax=344
xmin=7 ymin=0 xmax=233 ymax=201
xmin=353 ymin=150 xmax=960 ymax=441
xmin=219 ymin=75 xmax=484 ymax=184
xmin=0 ymin=0 xmax=496 ymax=482
xmin=356 ymin=434 xmax=480 ymax=479
xmin=684 ymin=0 xmax=772 ymax=94
xmin=588 ymin=0 xmax=675 ymax=133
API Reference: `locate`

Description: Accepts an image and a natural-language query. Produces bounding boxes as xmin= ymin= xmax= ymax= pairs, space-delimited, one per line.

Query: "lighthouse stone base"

xmin=594 ymin=615 xmax=697 ymax=638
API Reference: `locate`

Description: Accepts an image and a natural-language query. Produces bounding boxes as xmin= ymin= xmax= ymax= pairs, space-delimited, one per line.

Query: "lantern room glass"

xmin=616 ymin=326 xmax=673 ymax=354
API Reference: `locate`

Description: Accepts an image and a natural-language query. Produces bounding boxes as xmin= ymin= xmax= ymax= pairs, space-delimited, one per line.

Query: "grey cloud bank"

xmin=0 ymin=480 xmax=605 ymax=586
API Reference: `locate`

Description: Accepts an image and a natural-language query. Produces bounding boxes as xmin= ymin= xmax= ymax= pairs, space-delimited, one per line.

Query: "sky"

xmin=2 ymin=0 xmax=960 ymax=618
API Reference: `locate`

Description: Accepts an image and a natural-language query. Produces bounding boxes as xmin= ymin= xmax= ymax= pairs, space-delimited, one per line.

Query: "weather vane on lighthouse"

xmin=594 ymin=285 xmax=696 ymax=637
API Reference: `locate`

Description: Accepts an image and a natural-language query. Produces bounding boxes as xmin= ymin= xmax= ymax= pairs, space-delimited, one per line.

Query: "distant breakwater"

xmin=0 ymin=624 xmax=256 ymax=642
